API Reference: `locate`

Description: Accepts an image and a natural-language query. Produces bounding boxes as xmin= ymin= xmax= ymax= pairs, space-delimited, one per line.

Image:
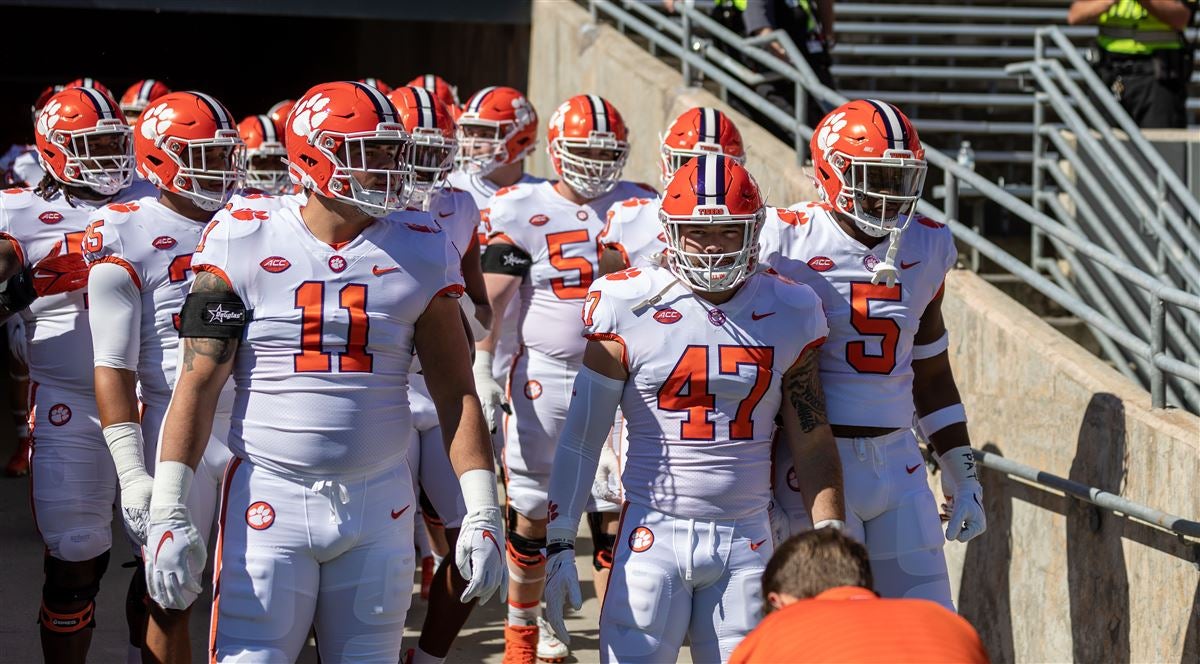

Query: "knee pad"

xmin=40 ymin=550 xmax=110 ymax=634
xmin=587 ymin=512 xmax=616 ymax=571
xmin=601 ymin=562 xmax=672 ymax=658
xmin=420 ymin=488 xmax=443 ymax=527
xmin=505 ymin=530 xmax=546 ymax=570
xmin=54 ymin=526 xmax=113 ymax=563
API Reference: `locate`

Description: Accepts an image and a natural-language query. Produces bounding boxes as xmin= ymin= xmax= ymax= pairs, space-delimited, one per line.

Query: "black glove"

xmin=0 ymin=267 xmax=38 ymax=314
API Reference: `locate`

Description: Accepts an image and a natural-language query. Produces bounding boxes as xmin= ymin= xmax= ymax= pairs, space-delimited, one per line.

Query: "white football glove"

xmin=144 ymin=504 xmax=206 ymax=610
xmin=939 ymin=446 xmax=986 ymax=542
xmin=542 ymin=544 xmax=582 ymax=646
xmin=472 ymin=350 xmax=509 ymax=435
xmin=590 ymin=443 xmax=620 ymax=504
xmin=456 ymin=469 xmax=508 ymax=604
xmin=103 ymin=422 xmax=153 ymax=546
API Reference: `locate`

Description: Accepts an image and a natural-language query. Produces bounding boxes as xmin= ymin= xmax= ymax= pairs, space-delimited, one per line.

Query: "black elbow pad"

xmin=178 ymin=292 xmax=250 ymax=338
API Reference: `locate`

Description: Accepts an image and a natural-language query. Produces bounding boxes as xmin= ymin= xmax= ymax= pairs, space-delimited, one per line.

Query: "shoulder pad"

xmin=492 ymin=183 xmax=534 ymax=201
xmin=594 ymin=266 xmax=660 ymax=301
xmin=0 ymin=187 xmax=35 ymax=210
xmin=209 ymin=206 xmax=270 ymax=241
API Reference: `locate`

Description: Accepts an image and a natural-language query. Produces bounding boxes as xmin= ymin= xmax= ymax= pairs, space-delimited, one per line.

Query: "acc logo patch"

xmin=529 ymin=214 xmax=549 ymax=227
xmin=152 ymin=236 xmax=177 ymax=250
xmin=629 ymin=527 xmax=654 ymax=553
xmin=524 ymin=380 xmax=543 ymax=400
xmin=260 ymin=257 xmax=290 ymax=273
xmin=653 ymin=308 xmax=682 ymax=325
xmin=38 ymin=211 xmax=63 ymax=225
xmin=48 ymin=403 xmax=72 ymax=426
xmin=246 ymin=501 xmax=275 ymax=531
xmin=807 ymin=256 xmax=835 ymax=272
xmin=328 ymin=255 xmax=347 ymax=273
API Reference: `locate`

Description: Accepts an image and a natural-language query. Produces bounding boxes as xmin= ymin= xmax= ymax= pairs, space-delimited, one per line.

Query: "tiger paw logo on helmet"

xmin=549 ymin=101 xmax=569 ymax=134
xmin=291 ymin=93 xmax=332 ymax=139
xmin=140 ymin=102 xmax=175 ymax=142
xmin=511 ymin=96 xmax=535 ymax=129
xmin=36 ymin=100 xmax=63 ymax=138
xmin=816 ymin=111 xmax=847 ymax=153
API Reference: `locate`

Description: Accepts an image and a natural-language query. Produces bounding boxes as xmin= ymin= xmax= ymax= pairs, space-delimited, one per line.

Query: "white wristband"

xmin=911 ymin=331 xmax=949 ymax=360
xmin=150 ymin=460 xmax=194 ymax=509
xmin=918 ymin=403 xmax=967 ymax=438
xmin=102 ymin=422 xmax=147 ymax=487
xmin=814 ymin=519 xmax=845 ymax=531
xmin=459 ymin=468 xmax=499 ymax=513
xmin=473 ymin=350 xmax=494 ymax=375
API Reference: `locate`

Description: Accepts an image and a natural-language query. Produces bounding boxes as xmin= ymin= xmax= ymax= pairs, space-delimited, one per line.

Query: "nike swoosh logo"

xmin=372 ymin=265 xmax=400 ymax=276
xmin=906 ymin=464 xmax=922 ymax=474
xmin=438 ymin=211 xmax=453 ymax=218
xmin=155 ymin=531 xmax=174 ymax=562
xmin=751 ymin=311 xmax=775 ymax=321
xmin=391 ymin=505 xmax=410 ymax=520
xmin=750 ymin=539 xmax=767 ymax=551
xmin=482 ymin=529 xmax=501 ymax=554
xmin=901 ymin=260 xmax=921 ymax=269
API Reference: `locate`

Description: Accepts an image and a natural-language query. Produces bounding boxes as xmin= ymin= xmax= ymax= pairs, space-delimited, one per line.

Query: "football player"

xmin=118 ymin=79 xmax=171 ymax=125
xmin=759 ymin=100 xmax=986 ymax=611
xmin=85 ymin=90 xmax=247 ymax=662
xmin=0 ymin=85 xmax=147 ymax=664
xmin=542 ymin=155 xmax=845 ymax=663
xmin=479 ymin=94 xmax=653 ymax=663
xmin=389 ymin=84 xmax=493 ymax=664
xmin=598 ymin=106 xmax=745 ymax=275
xmin=237 ymin=114 xmax=292 ymax=195
xmin=142 ymin=81 xmax=507 ymax=662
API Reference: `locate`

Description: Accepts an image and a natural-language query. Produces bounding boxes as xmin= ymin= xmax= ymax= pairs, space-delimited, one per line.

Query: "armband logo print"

xmin=205 ymin=304 xmax=245 ymax=325
xmin=502 ymin=253 xmax=529 ymax=267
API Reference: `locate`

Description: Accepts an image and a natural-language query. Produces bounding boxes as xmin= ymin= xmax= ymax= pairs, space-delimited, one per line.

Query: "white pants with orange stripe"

xmin=209 ymin=457 xmax=416 ymax=663
xmin=599 ymin=502 xmax=772 ymax=664
xmin=772 ymin=429 xmax=953 ymax=610
xmin=505 ymin=346 xmax=619 ymax=519
xmin=28 ymin=383 xmax=115 ymax=561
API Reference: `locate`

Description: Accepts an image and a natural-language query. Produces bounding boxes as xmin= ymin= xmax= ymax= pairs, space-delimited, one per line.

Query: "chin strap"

xmin=870 ymin=227 xmax=903 ymax=288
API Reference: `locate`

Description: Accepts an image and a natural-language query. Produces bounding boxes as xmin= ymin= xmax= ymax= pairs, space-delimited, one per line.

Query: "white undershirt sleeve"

xmin=88 ymin=261 xmax=142 ymax=371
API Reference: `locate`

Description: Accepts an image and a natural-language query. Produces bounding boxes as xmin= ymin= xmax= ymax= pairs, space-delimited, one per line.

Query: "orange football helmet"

xmin=659 ymin=107 xmax=744 ymax=187
xmin=456 ymin=86 xmax=537 ymax=175
xmin=810 ymin=99 xmax=926 ymax=238
xmin=547 ymin=94 xmax=629 ymax=199
xmin=31 ymin=84 xmax=65 ymax=124
xmin=238 ymin=114 xmax=290 ymax=194
xmin=135 ymin=91 xmax=245 ymax=211
xmin=119 ymin=79 xmax=171 ymax=123
xmin=358 ymin=78 xmax=393 ymax=95
xmin=659 ymin=155 xmax=764 ymax=292
xmin=286 ymin=81 xmax=413 ymax=215
xmin=63 ymin=77 xmax=111 ymax=98
xmin=387 ymin=86 xmax=457 ymax=205
xmin=406 ymin=74 xmax=460 ymax=110
xmin=34 ymin=87 xmax=134 ymax=196
xmin=267 ymin=99 xmax=295 ymax=133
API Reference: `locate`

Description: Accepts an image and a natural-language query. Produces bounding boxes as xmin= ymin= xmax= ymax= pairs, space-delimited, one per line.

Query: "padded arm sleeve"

xmin=88 ymin=261 xmax=141 ymax=371
xmin=545 ymin=366 xmax=625 ymax=545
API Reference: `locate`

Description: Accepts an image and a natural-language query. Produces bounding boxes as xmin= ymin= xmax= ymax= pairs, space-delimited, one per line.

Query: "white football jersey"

xmin=758 ymin=204 xmax=957 ymax=429
xmin=598 ymin=195 xmax=667 ymax=268
xmin=447 ymin=171 xmax=545 ymax=242
xmin=584 ymin=265 xmax=828 ymax=519
xmin=192 ymin=203 xmax=464 ymax=478
xmin=0 ymin=183 xmax=152 ymax=392
xmin=486 ymin=179 xmax=656 ymax=362
xmin=425 ymin=187 xmax=479 ymax=260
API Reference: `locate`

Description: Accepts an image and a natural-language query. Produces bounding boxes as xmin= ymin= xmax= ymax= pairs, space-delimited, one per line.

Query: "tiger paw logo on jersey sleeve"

xmin=629 ymin=527 xmax=654 ymax=553
xmin=48 ymin=404 xmax=72 ymax=426
xmin=35 ymin=100 xmax=63 ymax=138
xmin=816 ymin=111 xmax=847 ymax=153
xmin=140 ymin=102 xmax=175 ymax=142
xmin=547 ymin=501 xmax=559 ymax=521
xmin=245 ymin=501 xmax=275 ymax=530
xmin=524 ymin=380 xmax=543 ymax=400
xmin=291 ymin=93 xmax=331 ymax=140
xmin=230 ymin=208 xmax=270 ymax=221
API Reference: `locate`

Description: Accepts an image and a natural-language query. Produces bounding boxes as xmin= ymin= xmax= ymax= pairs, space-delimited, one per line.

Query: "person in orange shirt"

xmin=731 ymin=528 xmax=989 ymax=663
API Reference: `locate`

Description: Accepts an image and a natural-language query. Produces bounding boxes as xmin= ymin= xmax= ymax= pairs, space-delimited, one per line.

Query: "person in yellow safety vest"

xmin=1069 ymin=0 xmax=1197 ymax=128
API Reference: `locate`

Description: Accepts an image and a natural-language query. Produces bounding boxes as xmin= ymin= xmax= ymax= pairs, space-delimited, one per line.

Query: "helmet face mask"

xmin=661 ymin=211 xmax=764 ymax=292
xmin=832 ymin=151 xmax=926 ymax=237
xmin=408 ymin=127 xmax=457 ymax=204
xmin=310 ymin=129 xmax=414 ymax=216
xmin=456 ymin=119 xmax=515 ymax=175
xmin=246 ymin=147 xmax=289 ymax=194
xmin=551 ymin=135 xmax=628 ymax=199
xmin=53 ymin=121 xmax=135 ymax=196
xmin=157 ymin=132 xmax=246 ymax=211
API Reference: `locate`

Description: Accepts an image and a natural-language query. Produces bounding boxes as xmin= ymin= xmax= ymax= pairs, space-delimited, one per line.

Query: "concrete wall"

xmin=527 ymin=0 xmax=816 ymax=203
xmin=529 ymin=2 xmax=1200 ymax=662
xmin=941 ymin=269 xmax=1199 ymax=663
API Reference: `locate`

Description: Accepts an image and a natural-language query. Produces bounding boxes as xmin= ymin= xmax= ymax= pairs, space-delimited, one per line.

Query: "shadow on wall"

xmin=1186 ymin=580 xmax=1200 ymax=661
xmin=958 ymin=442 xmax=1015 ymax=664
xmin=1066 ymin=393 xmax=1130 ymax=664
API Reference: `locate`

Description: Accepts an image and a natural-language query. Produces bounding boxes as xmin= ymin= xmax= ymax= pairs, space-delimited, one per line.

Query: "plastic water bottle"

xmin=957 ymin=140 xmax=976 ymax=171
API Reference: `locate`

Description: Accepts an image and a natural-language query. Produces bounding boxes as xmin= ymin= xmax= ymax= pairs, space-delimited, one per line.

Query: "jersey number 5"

xmin=547 ymin=230 xmax=595 ymax=300
xmin=657 ymin=345 xmax=774 ymax=441
xmin=846 ymin=282 xmax=901 ymax=374
xmin=294 ymin=281 xmax=372 ymax=373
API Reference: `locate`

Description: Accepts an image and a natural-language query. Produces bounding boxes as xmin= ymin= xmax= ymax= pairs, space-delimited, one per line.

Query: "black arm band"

xmin=545 ymin=541 xmax=575 ymax=557
xmin=178 ymin=292 xmax=250 ymax=338
xmin=481 ymin=243 xmax=533 ymax=276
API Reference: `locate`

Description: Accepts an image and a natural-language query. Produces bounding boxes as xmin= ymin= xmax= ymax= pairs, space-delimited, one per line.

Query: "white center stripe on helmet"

xmin=587 ymin=95 xmax=608 ymax=134
xmin=138 ymin=79 xmax=156 ymax=105
xmin=701 ymin=154 xmax=720 ymax=205
xmin=468 ymin=86 xmax=496 ymax=114
xmin=702 ymin=108 xmax=718 ymax=143
xmin=258 ymin=115 xmax=276 ymax=143
xmin=192 ymin=91 xmax=235 ymax=130
xmin=80 ymin=86 xmax=116 ymax=119
xmin=425 ymin=75 xmax=435 ymax=91
xmin=867 ymin=98 xmax=905 ymax=151
xmin=413 ymin=87 xmax=436 ymax=128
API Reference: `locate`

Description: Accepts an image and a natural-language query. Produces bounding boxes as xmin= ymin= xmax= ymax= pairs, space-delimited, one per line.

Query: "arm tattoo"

xmin=786 ymin=348 xmax=829 ymax=433
xmin=181 ymin=271 xmax=239 ymax=372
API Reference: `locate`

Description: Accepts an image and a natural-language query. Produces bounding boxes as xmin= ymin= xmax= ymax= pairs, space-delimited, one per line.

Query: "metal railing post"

xmin=1152 ymin=293 xmax=1167 ymax=408
xmin=1030 ymin=92 xmax=1046 ymax=273
xmin=794 ymin=82 xmax=808 ymax=165
xmin=680 ymin=8 xmax=693 ymax=85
